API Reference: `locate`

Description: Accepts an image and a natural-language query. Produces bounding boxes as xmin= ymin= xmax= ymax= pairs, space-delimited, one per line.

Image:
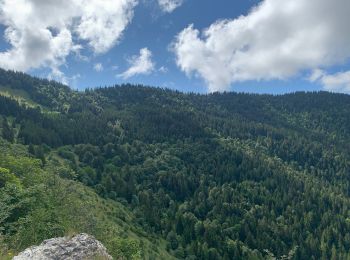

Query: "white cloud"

xmin=76 ymin=0 xmax=137 ymax=54
xmin=158 ymin=0 xmax=183 ymax=13
xmin=48 ymin=70 xmax=81 ymax=87
xmin=94 ymin=63 xmax=104 ymax=72
xmin=0 ymin=0 xmax=137 ymax=81
xmin=48 ymin=67 xmax=69 ymax=85
xmin=172 ymin=0 xmax=350 ymax=92
xmin=309 ymin=69 xmax=350 ymax=94
xmin=119 ymin=48 xmax=155 ymax=79
xmin=308 ymin=69 xmax=325 ymax=83
xmin=159 ymin=66 xmax=168 ymax=73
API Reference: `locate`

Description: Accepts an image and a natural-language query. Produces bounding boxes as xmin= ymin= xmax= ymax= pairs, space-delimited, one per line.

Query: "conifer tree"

xmin=2 ymin=117 xmax=14 ymax=143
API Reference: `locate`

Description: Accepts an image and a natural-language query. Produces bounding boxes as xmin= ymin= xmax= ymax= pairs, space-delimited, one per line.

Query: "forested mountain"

xmin=0 ymin=68 xmax=350 ymax=259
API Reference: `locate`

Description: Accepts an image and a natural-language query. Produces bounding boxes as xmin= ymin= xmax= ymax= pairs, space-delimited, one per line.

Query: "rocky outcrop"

xmin=13 ymin=233 xmax=112 ymax=260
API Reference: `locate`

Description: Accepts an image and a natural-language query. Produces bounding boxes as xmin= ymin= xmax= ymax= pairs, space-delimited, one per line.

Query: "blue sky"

xmin=0 ymin=0 xmax=350 ymax=94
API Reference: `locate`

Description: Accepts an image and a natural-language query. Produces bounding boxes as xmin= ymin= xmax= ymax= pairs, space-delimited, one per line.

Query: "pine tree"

xmin=35 ymin=145 xmax=46 ymax=165
xmin=2 ymin=117 xmax=14 ymax=143
xmin=28 ymin=144 xmax=35 ymax=155
xmin=331 ymin=245 xmax=337 ymax=260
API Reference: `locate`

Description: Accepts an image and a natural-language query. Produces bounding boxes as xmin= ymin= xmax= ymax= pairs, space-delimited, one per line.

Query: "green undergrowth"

xmin=0 ymin=139 xmax=174 ymax=260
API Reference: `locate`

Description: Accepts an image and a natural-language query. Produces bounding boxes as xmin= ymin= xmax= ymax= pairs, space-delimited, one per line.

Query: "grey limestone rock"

xmin=13 ymin=233 xmax=112 ymax=260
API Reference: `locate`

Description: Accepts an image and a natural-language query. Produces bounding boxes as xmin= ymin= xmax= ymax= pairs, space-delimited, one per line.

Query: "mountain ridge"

xmin=0 ymin=69 xmax=350 ymax=259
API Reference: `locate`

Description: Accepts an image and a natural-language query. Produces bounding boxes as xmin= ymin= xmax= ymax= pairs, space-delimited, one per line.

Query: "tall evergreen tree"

xmin=2 ymin=117 xmax=14 ymax=143
xmin=28 ymin=143 xmax=35 ymax=155
xmin=35 ymin=145 xmax=46 ymax=165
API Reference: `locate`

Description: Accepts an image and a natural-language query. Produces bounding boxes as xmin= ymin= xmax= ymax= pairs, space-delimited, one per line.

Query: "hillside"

xmin=0 ymin=68 xmax=350 ymax=259
xmin=0 ymin=137 xmax=174 ymax=259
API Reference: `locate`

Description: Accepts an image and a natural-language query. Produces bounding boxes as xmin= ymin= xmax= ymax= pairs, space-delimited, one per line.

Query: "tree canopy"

xmin=0 ymin=69 xmax=350 ymax=259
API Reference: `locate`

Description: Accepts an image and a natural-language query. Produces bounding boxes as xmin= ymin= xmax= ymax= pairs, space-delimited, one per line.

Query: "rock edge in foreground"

xmin=13 ymin=233 xmax=112 ymax=260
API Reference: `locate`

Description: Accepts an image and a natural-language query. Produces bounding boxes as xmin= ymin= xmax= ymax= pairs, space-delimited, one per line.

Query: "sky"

xmin=0 ymin=0 xmax=350 ymax=94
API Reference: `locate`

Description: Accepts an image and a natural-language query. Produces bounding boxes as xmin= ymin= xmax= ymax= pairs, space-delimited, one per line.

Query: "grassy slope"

xmin=0 ymin=138 xmax=175 ymax=260
xmin=0 ymin=86 xmax=40 ymax=109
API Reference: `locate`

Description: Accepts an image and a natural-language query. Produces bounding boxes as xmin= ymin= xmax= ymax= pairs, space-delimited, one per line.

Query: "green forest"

xmin=0 ymin=68 xmax=350 ymax=259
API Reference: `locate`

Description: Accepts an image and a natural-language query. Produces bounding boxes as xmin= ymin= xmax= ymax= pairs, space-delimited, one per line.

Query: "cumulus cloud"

xmin=0 ymin=0 xmax=137 ymax=81
xmin=158 ymin=0 xmax=183 ymax=13
xmin=159 ymin=66 xmax=168 ymax=73
xmin=309 ymin=69 xmax=350 ymax=94
xmin=172 ymin=0 xmax=350 ymax=92
xmin=118 ymin=48 xmax=155 ymax=79
xmin=94 ymin=63 xmax=104 ymax=72
xmin=76 ymin=0 xmax=136 ymax=54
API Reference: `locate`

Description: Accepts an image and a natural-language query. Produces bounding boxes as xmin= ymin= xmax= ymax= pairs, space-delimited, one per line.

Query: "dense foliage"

xmin=0 ymin=140 xmax=173 ymax=260
xmin=1 ymin=68 xmax=350 ymax=259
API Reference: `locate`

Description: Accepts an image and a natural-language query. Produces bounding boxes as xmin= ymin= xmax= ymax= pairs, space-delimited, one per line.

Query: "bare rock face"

xmin=13 ymin=233 xmax=112 ymax=260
